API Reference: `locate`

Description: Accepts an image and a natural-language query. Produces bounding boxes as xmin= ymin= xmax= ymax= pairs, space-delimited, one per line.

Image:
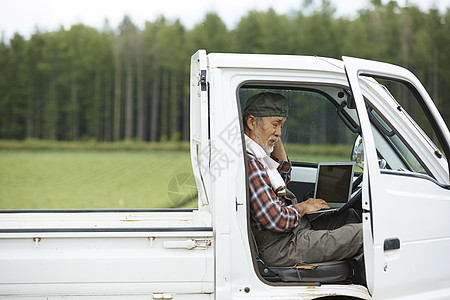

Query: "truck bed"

xmin=0 ymin=209 xmax=214 ymax=298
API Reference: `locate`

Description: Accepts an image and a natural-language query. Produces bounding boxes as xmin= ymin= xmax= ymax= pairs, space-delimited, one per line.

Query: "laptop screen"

xmin=313 ymin=161 xmax=355 ymax=203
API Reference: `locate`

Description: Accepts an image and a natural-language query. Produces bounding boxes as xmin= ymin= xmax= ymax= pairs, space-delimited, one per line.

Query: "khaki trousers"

xmin=252 ymin=209 xmax=363 ymax=267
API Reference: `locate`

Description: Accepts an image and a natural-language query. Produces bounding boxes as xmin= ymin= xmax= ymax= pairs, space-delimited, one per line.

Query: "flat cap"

xmin=243 ymin=92 xmax=288 ymax=118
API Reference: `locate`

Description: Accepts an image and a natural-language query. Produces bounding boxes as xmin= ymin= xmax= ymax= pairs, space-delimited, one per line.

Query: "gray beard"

xmin=254 ymin=129 xmax=278 ymax=155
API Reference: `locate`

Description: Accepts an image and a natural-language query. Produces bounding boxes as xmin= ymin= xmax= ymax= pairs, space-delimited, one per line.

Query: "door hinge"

xmin=200 ymin=70 xmax=207 ymax=91
xmin=163 ymin=238 xmax=211 ymax=250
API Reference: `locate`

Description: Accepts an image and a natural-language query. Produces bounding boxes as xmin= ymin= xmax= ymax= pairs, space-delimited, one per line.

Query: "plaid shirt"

xmin=247 ymin=152 xmax=301 ymax=232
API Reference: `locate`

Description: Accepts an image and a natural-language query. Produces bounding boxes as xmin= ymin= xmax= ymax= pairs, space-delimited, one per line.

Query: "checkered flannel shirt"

xmin=247 ymin=152 xmax=301 ymax=232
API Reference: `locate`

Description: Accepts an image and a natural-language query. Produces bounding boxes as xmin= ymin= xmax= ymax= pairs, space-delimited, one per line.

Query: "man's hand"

xmin=271 ymin=138 xmax=288 ymax=161
xmin=294 ymin=198 xmax=330 ymax=217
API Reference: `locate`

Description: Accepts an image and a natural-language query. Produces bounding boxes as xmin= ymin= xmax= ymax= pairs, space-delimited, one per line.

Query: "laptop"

xmin=305 ymin=161 xmax=356 ymax=221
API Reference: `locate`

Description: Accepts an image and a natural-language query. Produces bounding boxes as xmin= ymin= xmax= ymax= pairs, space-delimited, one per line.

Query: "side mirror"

xmin=351 ymin=135 xmax=364 ymax=169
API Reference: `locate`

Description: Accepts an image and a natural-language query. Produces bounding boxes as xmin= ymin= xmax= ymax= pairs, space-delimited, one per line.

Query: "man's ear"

xmin=246 ymin=115 xmax=257 ymax=131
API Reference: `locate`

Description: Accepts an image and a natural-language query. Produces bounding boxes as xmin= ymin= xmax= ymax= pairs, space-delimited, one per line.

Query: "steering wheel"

xmin=335 ymin=158 xmax=386 ymax=215
xmin=335 ymin=172 xmax=363 ymax=215
xmin=351 ymin=172 xmax=363 ymax=194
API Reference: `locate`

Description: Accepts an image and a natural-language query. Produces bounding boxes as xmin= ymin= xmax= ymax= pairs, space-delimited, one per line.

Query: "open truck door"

xmin=344 ymin=56 xmax=450 ymax=299
xmin=190 ymin=50 xmax=211 ymax=212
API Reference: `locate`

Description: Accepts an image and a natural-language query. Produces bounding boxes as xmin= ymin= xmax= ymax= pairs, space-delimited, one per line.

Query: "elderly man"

xmin=244 ymin=92 xmax=363 ymax=269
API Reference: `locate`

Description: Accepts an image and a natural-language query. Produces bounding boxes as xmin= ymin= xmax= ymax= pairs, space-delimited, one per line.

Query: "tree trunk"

xmin=113 ymin=47 xmax=122 ymax=141
xmin=160 ymin=69 xmax=170 ymax=141
xmin=45 ymin=77 xmax=57 ymax=140
xmin=182 ymin=80 xmax=189 ymax=141
xmin=124 ymin=51 xmax=134 ymax=140
xmin=70 ymin=75 xmax=79 ymax=141
xmin=136 ymin=45 xmax=145 ymax=141
xmin=104 ymin=71 xmax=112 ymax=142
xmin=93 ymin=70 xmax=101 ymax=140
xmin=170 ymin=74 xmax=179 ymax=140
xmin=27 ymin=81 xmax=34 ymax=138
xmin=149 ymin=62 xmax=160 ymax=142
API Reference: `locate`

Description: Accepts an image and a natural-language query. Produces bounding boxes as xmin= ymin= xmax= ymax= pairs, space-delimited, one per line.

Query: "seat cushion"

xmin=262 ymin=260 xmax=352 ymax=283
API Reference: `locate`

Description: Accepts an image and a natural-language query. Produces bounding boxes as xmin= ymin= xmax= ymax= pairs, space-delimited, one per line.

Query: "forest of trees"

xmin=0 ymin=0 xmax=449 ymax=142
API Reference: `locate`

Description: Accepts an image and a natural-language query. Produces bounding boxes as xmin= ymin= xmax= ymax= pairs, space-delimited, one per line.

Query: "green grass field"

xmin=0 ymin=150 xmax=196 ymax=209
xmin=0 ymin=140 xmax=351 ymax=210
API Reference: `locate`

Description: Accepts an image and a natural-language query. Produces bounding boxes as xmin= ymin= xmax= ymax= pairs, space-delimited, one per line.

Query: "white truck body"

xmin=1 ymin=50 xmax=449 ymax=299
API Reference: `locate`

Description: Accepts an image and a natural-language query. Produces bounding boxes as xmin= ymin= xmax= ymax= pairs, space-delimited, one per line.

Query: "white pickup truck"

xmin=1 ymin=50 xmax=450 ymax=299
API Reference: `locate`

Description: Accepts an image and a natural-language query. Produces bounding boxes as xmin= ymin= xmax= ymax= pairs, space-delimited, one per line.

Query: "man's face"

xmin=253 ymin=116 xmax=286 ymax=153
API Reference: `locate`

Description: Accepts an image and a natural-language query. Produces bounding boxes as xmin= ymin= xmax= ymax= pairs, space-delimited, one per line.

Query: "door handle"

xmin=384 ymin=238 xmax=400 ymax=251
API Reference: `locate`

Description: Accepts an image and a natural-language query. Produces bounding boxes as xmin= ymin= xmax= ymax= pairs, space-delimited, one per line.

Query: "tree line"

xmin=0 ymin=0 xmax=449 ymax=142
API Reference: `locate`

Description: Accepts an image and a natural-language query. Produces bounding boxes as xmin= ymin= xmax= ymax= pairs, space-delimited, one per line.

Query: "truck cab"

xmin=191 ymin=50 xmax=450 ymax=299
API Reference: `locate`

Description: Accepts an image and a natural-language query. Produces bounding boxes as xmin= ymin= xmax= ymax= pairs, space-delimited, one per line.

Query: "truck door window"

xmin=364 ymin=76 xmax=446 ymax=179
xmin=240 ymin=86 xmax=358 ymax=164
xmin=377 ymin=79 xmax=444 ymax=153
xmin=368 ymin=107 xmax=429 ymax=174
